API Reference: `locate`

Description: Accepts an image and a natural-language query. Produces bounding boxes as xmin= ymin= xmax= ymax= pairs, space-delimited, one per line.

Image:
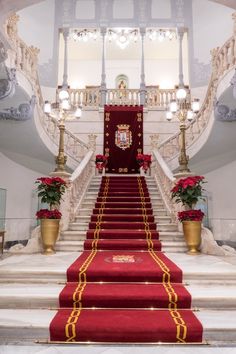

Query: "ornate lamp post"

xmin=44 ymin=28 xmax=82 ymax=173
xmin=166 ymin=28 xmax=200 ymax=174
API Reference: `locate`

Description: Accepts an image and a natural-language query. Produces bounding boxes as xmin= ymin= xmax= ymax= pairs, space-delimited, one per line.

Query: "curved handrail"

xmin=4 ymin=13 xmax=90 ymax=164
xmin=152 ymin=149 xmax=178 ymax=221
xmin=159 ymin=18 xmax=236 ymax=162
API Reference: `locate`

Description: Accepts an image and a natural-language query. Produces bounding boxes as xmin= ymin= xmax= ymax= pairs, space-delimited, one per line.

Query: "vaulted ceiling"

xmin=0 ymin=0 xmax=235 ymax=19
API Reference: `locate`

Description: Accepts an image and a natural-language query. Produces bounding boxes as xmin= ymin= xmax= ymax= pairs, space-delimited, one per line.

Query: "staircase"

xmin=57 ymin=175 xmax=187 ymax=253
xmin=0 ymin=175 xmax=236 ymax=345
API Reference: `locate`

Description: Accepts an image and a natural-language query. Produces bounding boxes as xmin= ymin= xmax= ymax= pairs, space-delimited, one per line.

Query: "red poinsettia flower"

xmin=171 ymin=176 xmax=206 ymax=209
xmin=36 ymin=208 xmax=62 ymax=219
xmin=178 ymin=209 xmax=205 ymax=222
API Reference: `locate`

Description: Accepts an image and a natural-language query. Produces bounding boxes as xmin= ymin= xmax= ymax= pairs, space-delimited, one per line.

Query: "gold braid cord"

xmin=138 ymin=177 xmax=188 ymax=343
xmin=65 ymin=249 xmax=97 ymax=341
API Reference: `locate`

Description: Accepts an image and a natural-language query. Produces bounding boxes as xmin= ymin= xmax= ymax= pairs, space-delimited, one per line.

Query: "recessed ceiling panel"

xmin=151 ymin=0 xmax=171 ymax=19
xmin=76 ymin=0 xmax=95 ymax=19
xmin=113 ymin=0 xmax=134 ymax=19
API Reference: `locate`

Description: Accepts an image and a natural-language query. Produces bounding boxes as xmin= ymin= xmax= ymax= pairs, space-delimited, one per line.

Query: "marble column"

xmin=62 ymin=28 xmax=69 ymax=89
xmin=100 ymin=27 xmax=107 ymax=106
xmin=177 ymin=27 xmax=185 ymax=87
xmin=140 ymin=27 xmax=146 ymax=105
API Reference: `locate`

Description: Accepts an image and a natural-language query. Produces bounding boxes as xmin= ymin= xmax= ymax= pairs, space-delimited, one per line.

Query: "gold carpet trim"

xmin=92 ymin=177 xmax=110 ymax=248
xmin=65 ymin=249 xmax=97 ymax=341
xmin=138 ymin=177 xmax=188 ymax=343
xmin=137 ymin=177 xmax=154 ymax=251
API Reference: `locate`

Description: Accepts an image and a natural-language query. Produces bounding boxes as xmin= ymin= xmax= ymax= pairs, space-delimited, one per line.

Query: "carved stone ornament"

xmin=6 ymin=13 xmax=20 ymax=39
xmin=0 ymin=41 xmax=7 ymax=63
xmin=150 ymin=134 xmax=159 ymax=150
xmin=214 ymin=101 xmax=236 ymax=122
xmin=0 ymin=68 xmax=17 ymax=100
xmin=0 ymin=95 xmax=36 ymax=121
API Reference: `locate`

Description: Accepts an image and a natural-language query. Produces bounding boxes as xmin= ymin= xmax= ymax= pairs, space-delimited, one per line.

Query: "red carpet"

xmin=50 ymin=176 xmax=203 ymax=343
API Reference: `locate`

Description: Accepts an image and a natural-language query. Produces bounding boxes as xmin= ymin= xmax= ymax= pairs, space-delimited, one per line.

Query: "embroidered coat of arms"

xmin=115 ymin=124 xmax=132 ymax=150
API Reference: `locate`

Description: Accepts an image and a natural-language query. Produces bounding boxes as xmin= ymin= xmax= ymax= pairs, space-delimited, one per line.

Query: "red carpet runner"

xmin=50 ymin=176 xmax=203 ymax=343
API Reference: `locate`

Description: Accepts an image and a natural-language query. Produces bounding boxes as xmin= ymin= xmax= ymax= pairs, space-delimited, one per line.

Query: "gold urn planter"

xmin=40 ymin=219 xmax=60 ymax=255
xmin=182 ymin=220 xmax=202 ymax=255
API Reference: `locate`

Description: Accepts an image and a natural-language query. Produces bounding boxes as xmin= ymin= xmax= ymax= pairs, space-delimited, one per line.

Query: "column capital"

xmin=177 ymin=27 xmax=187 ymax=39
xmin=139 ymin=27 xmax=146 ymax=37
xmin=61 ymin=27 xmax=70 ymax=40
xmin=100 ymin=27 xmax=107 ymax=36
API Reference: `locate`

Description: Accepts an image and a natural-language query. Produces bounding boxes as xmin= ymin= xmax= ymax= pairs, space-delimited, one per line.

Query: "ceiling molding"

xmin=209 ymin=0 xmax=236 ymax=10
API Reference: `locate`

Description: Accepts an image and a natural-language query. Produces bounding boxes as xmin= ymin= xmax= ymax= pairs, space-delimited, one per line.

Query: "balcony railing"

xmin=55 ymin=86 xmax=178 ymax=108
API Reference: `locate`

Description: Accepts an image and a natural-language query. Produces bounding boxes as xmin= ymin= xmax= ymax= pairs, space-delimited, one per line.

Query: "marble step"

xmin=75 ymin=207 xmax=168 ymax=218
xmin=74 ymin=211 xmax=169 ymax=223
xmin=81 ymin=201 xmax=165 ymax=210
xmin=77 ymin=208 xmax=170 ymax=217
xmin=60 ymin=227 xmax=180 ymax=242
xmin=68 ymin=221 xmax=177 ymax=231
xmin=68 ymin=216 xmax=171 ymax=231
xmin=55 ymin=240 xmax=187 ymax=253
xmin=84 ymin=194 xmax=163 ymax=201
xmin=0 ymin=283 xmax=235 ymax=309
xmin=1 ymin=252 xmax=236 ymax=285
xmin=0 ymin=308 xmax=236 ymax=343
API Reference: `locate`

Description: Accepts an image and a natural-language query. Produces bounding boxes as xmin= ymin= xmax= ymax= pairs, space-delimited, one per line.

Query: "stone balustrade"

xmin=56 ymin=86 xmax=178 ymax=108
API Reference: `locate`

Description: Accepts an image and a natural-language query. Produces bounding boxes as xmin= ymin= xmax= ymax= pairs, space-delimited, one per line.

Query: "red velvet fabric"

xmin=50 ymin=309 xmax=202 ymax=343
xmin=59 ymin=282 xmax=191 ymax=308
xmin=104 ymin=105 xmax=143 ymax=174
xmin=86 ymin=229 xmax=159 ymax=239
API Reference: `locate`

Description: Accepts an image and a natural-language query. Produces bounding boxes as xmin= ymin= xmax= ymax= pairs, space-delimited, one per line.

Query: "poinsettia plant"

xmin=178 ymin=209 xmax=204 ymax=222
xmin=35 ymin=177 xmax=67 ymax=209
xmin=171 ymin=176 xmax=205 ymax=209
xmin=136 ymin=154 xmax=152 ymax=173
xmin=36 ymin=209 xmax=62 ymax=219
xmin=35 ymin=176 xmax=67 ymax=219
xmin=95 ymin=154 xmax=108 ymax=173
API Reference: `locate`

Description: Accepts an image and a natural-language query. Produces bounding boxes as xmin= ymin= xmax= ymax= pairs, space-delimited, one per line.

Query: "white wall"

xmin=205 ymin=159 xmax=236 ymax=242
xmin=192 ymin=0 xmax=233 ymax=65
xmin=17 ymin=0 xmax=55 ymax=66
xmin=57 ymin=58 xmax=189 ymax=90
xmin=0 ymin=152 xmax=39 ymax=241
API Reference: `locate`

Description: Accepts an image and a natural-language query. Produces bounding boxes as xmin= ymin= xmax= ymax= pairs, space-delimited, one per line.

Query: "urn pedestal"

xmin=40 ymin=219 xmax=60 ymax=255
xmin=182 ymin=220 xmax=201 ymax=255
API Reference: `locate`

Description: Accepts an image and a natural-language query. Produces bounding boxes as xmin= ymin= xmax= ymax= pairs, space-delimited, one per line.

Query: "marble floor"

xmin=0 ymin=251 xmax=236 ymax=353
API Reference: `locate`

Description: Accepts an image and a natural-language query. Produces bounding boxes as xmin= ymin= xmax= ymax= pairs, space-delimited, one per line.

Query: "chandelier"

xmin=70 ymin=27 xmax=176 ymax=49
xmin=146 ymin=29 xmax=176 ymax=42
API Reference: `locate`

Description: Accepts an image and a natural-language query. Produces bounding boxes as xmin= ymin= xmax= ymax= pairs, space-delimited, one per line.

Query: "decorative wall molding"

xmin=0 ymin=41 xmax=7 ymax=63
xmin=214 ymin=101 xmax=236 ymax=122
xmin=0 ymin=67 xmax=17 ymax=99
xmin=0 ymin=95 xmax=36 ymax=121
